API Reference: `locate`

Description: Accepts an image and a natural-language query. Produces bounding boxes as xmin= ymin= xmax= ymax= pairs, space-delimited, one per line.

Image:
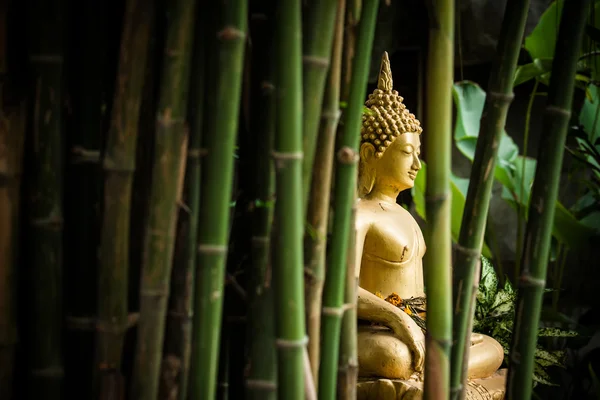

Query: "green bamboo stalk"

xmin=507 ymin=1 xmax=590 ymax=398
xmin=189 ymin=1 xmax=247 ymax=398
xmin=423 ymin=0 xmax=453 ymax=399
xmin=304 ymin=0 xmax=346 ymax=386
xmin=130 ymin=1 xmax=196 ymax=399
xmin=245 ymin=10 xmax=277 ymax=400
xmin=318 ymin=1 xmax=379 ymax=399
xmin=95 ymin=0 xmax=154 ymax=397
xmin=271 ymin=0 xmax=306 ymax=399
xmin=301 ymin=0 xmax=339 ymax=209
xmin=337 ymin=205 xmax=358 ymax=399
xmin=0 ymin=15 xmax=26 ymax=395
xmin=450 ymin=1 xmax=530 ymax=398
xmin=24 ymin=0 xmax=66 ymax=397
xmin=63 ymin=2 xmax=110 ymax=396
xmin=160 ymin=7 xmax=206 ymax=400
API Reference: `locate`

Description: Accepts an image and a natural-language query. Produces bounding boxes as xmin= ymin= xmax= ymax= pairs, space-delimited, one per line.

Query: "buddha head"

xmin=358 ymin=52 xmax=423 ymax=198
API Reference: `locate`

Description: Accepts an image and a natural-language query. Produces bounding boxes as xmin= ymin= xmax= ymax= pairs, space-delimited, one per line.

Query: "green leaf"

xmin=534 ymin=348 xmax=565 ymax=368
xmin=513 ymin=58 xmax=553 ymax=87
xmin=533 ymin=362 xmax=559 ymax=386
xmin=579 ymin=84 xmax=600 ymax=145
xmin=538 ymin=327 xmax=578 ymax=337
xmin=524 ymin=0 xmax=565 ymax=61
xmin=477 ymin=256 xmax=499 ymax=308
xmin=411 ymin=161 xmax=493 ymax=258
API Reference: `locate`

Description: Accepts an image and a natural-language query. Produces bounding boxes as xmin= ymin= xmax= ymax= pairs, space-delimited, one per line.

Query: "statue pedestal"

xmin=356 ymin=369 xmax=507 ymax=400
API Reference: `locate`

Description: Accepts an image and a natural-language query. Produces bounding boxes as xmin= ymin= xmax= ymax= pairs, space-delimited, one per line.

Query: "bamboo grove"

xmin=0 ymin=0 xmax=596 ymax=399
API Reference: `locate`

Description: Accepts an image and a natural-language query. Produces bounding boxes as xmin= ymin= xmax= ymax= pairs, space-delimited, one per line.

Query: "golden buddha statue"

xmin=354 ymin=52 xmax=506 ymax=400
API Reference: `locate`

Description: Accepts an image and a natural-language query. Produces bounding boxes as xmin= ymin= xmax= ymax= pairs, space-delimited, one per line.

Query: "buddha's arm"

xmin=357 ymin=287 xmax=424 ymax=345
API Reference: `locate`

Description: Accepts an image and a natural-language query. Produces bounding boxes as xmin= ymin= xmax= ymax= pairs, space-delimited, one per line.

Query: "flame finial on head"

xmin=378 ymin=51 xmax=393 ymax=91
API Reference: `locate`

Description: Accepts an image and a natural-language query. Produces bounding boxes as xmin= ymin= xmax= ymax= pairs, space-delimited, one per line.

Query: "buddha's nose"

xmin=412 ymin=155 xmax=421 ymax=171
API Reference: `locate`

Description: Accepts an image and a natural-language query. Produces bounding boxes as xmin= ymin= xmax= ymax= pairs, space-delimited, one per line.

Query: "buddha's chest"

xmin=362 ymin=214 xmax=426 ymax=265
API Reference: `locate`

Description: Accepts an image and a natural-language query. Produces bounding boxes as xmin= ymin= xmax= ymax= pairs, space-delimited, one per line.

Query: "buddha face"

xmin=360 ymin=132 xmax=421 ymax=194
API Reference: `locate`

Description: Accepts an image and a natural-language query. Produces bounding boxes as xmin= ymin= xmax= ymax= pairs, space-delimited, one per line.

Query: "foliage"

xmin=473 ymin=257 xmax=578 ymax=386
xmin=450 ymin=81 xmax=598 ymax=251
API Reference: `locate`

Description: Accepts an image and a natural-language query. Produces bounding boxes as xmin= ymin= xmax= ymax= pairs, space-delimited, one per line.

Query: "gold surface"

xmin=354 ymin=52 xmax=505 ymax=399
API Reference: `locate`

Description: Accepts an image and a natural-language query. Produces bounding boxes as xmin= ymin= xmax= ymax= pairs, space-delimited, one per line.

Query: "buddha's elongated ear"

xmin=358 ymin=142 xmax=376 ymax=197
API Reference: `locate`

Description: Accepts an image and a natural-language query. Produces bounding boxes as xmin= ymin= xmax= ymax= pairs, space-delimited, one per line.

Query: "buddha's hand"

xmin=389 ymin=312 xmax=425 ymax=372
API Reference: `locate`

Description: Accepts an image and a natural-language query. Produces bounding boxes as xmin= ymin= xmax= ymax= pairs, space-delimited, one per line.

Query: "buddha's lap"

xmin=357 ymin=325 xmax=504 ymax=380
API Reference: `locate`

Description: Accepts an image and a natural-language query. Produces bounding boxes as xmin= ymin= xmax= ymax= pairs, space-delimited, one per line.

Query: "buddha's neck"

xmin=367 ymin=183 xmax=403 ymax=205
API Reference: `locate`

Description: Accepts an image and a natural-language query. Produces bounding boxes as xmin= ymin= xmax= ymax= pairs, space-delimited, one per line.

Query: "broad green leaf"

xmin=411 ymin=161 xmax=493 ymax=258
xmin=477 ymin=256 xmax=499 ymax=309
xmin=513 ymin=58 xmax=553 ymax=87
xmin=533 ymin=362 xmax=559 ymax=386
xmin=579 ymin=85 xmax=600 ymax=144
xmin=524 ymin=1 xmax=565 ymax=61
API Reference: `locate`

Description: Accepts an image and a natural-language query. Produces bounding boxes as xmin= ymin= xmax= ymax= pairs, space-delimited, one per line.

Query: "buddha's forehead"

xmin=393 ymin=132 xmax=421 ymax=148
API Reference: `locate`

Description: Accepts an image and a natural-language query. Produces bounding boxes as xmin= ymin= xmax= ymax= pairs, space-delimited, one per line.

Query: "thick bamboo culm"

xmin=189 ymin=0 xmax=247 ymax=398
xmin=63 ymin=2 xmax=110 ymax=397
xmin=130 ymin=0 xmax=197 ymax=398
xmin=304 ymin=0 xmax=346 ymax=387
xmin=271 ymin=0 xmax=306 ymax=399
xmin=0 ymin=7 xmax=26 ymax=395
xmin=301 ymin=0 xmax=339 ymax=209
xmin=317 ymin=2 xmax=380 ymax=400
xmin=506 ymin=1 xmax=590 ymax=399
xmin=95 ymin=0 xmax=155 ymax=397
xmin=24 ymin=0 xmax=66 ymax=398
xmin=159 ymin=7 xmax=207 ymax=400
xmin=423 ymin=0 xmax=454 ymax=399
xmin=245 ymin=9 xmax=277 ymax=400
xmin=449 ymin=1 xmax=530 ymax=398
xmin=337 ymin=205 xmax=358 ymax=399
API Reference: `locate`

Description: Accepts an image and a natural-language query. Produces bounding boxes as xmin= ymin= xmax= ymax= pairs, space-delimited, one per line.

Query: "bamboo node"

xmin=271 ymin=151 xmax=303 ymax=160
xmin=337 ymin=146 xmax=359 ymax=164
xmin=320 ymin=110 xmax=341 ymax=121
xmin=71 ymin=146 xmax=101 ymax=164
xmin=487 ymin=91 xmax=515 ymax=104
xmin=28 ymin=54 xmax=63 ymax=64
xmin=545 ymin=105 xmax=572 ymax=118
xmin=198 ymin=244 xmax=228 ymax=254
xmin=251 ymin=235 xmax=270 ymax=244
xmin=188 ymin=148 xmax=208 ymax=158
xmin=140 ymin=287 xmax=170 ymax=297
xmin=454 ymin=243 xmax=481 ymax=258
xmin=30 ymin=213 xmax=64 ymax=230
xmin=217 ymin=26 xmax=246 ymax=41
xmin=275 ymin=335 xmax=309 ymax=349
xmin=302 ymin=55 xmax=330 ymax=69
xmin=261 ymin=81 xmax=275 ymax=93
xmin=245 ymin=379 xmax=277 ymax=391
xmin=167 ymin=310 xmax=193 ymax=321
xmin=518 ymin=274 xmax=546 ymax=289
xmin=156 ymin=114 xmax=186 ymax=129
xmin=322 ymin=305 xmax=345 ymax=317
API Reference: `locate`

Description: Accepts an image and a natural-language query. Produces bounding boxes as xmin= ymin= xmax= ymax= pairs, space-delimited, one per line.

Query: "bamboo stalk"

xmin=24 ymin=0 xmax=66 ymax=398
xmin=130 ymin=0 xmax=196 ymax=398
xmin=271 ymin=0 xmax=306 ymax=399
xmin=507 ymin=1 xmax=590 ymax=398
xmin=160 ymin=6 xmax=206 ymax=400
xmin=337 ymin=205 xmax=358 ymax=399
xmin=63 ymin=1 xmax=110 ymax=396
xmin=301 ymin=0 xmax=339 ymax=209
xmin=95 ymin=0 xmax=155 ymax=397
xmin=189 ymin=1 xmax=247 ymax=397
xmin=245 ymin=9 xmax=277 ymax=400
xmin=423 ymin=0 xmax=454 ymax=399
xmin=318 ymin=2 xmax=380 ymax=400
xmin=0 ymin=8 xmax=26 ymax=395
xmin=304 ymin=0 xmax=346 ymax=387
xmin=450 ymin=1 xmax=530 ymax=398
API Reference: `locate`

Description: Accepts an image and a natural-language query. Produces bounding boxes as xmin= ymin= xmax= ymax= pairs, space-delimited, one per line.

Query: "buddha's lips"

xmin=408 ymin=172 xmax=417 ymax=180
